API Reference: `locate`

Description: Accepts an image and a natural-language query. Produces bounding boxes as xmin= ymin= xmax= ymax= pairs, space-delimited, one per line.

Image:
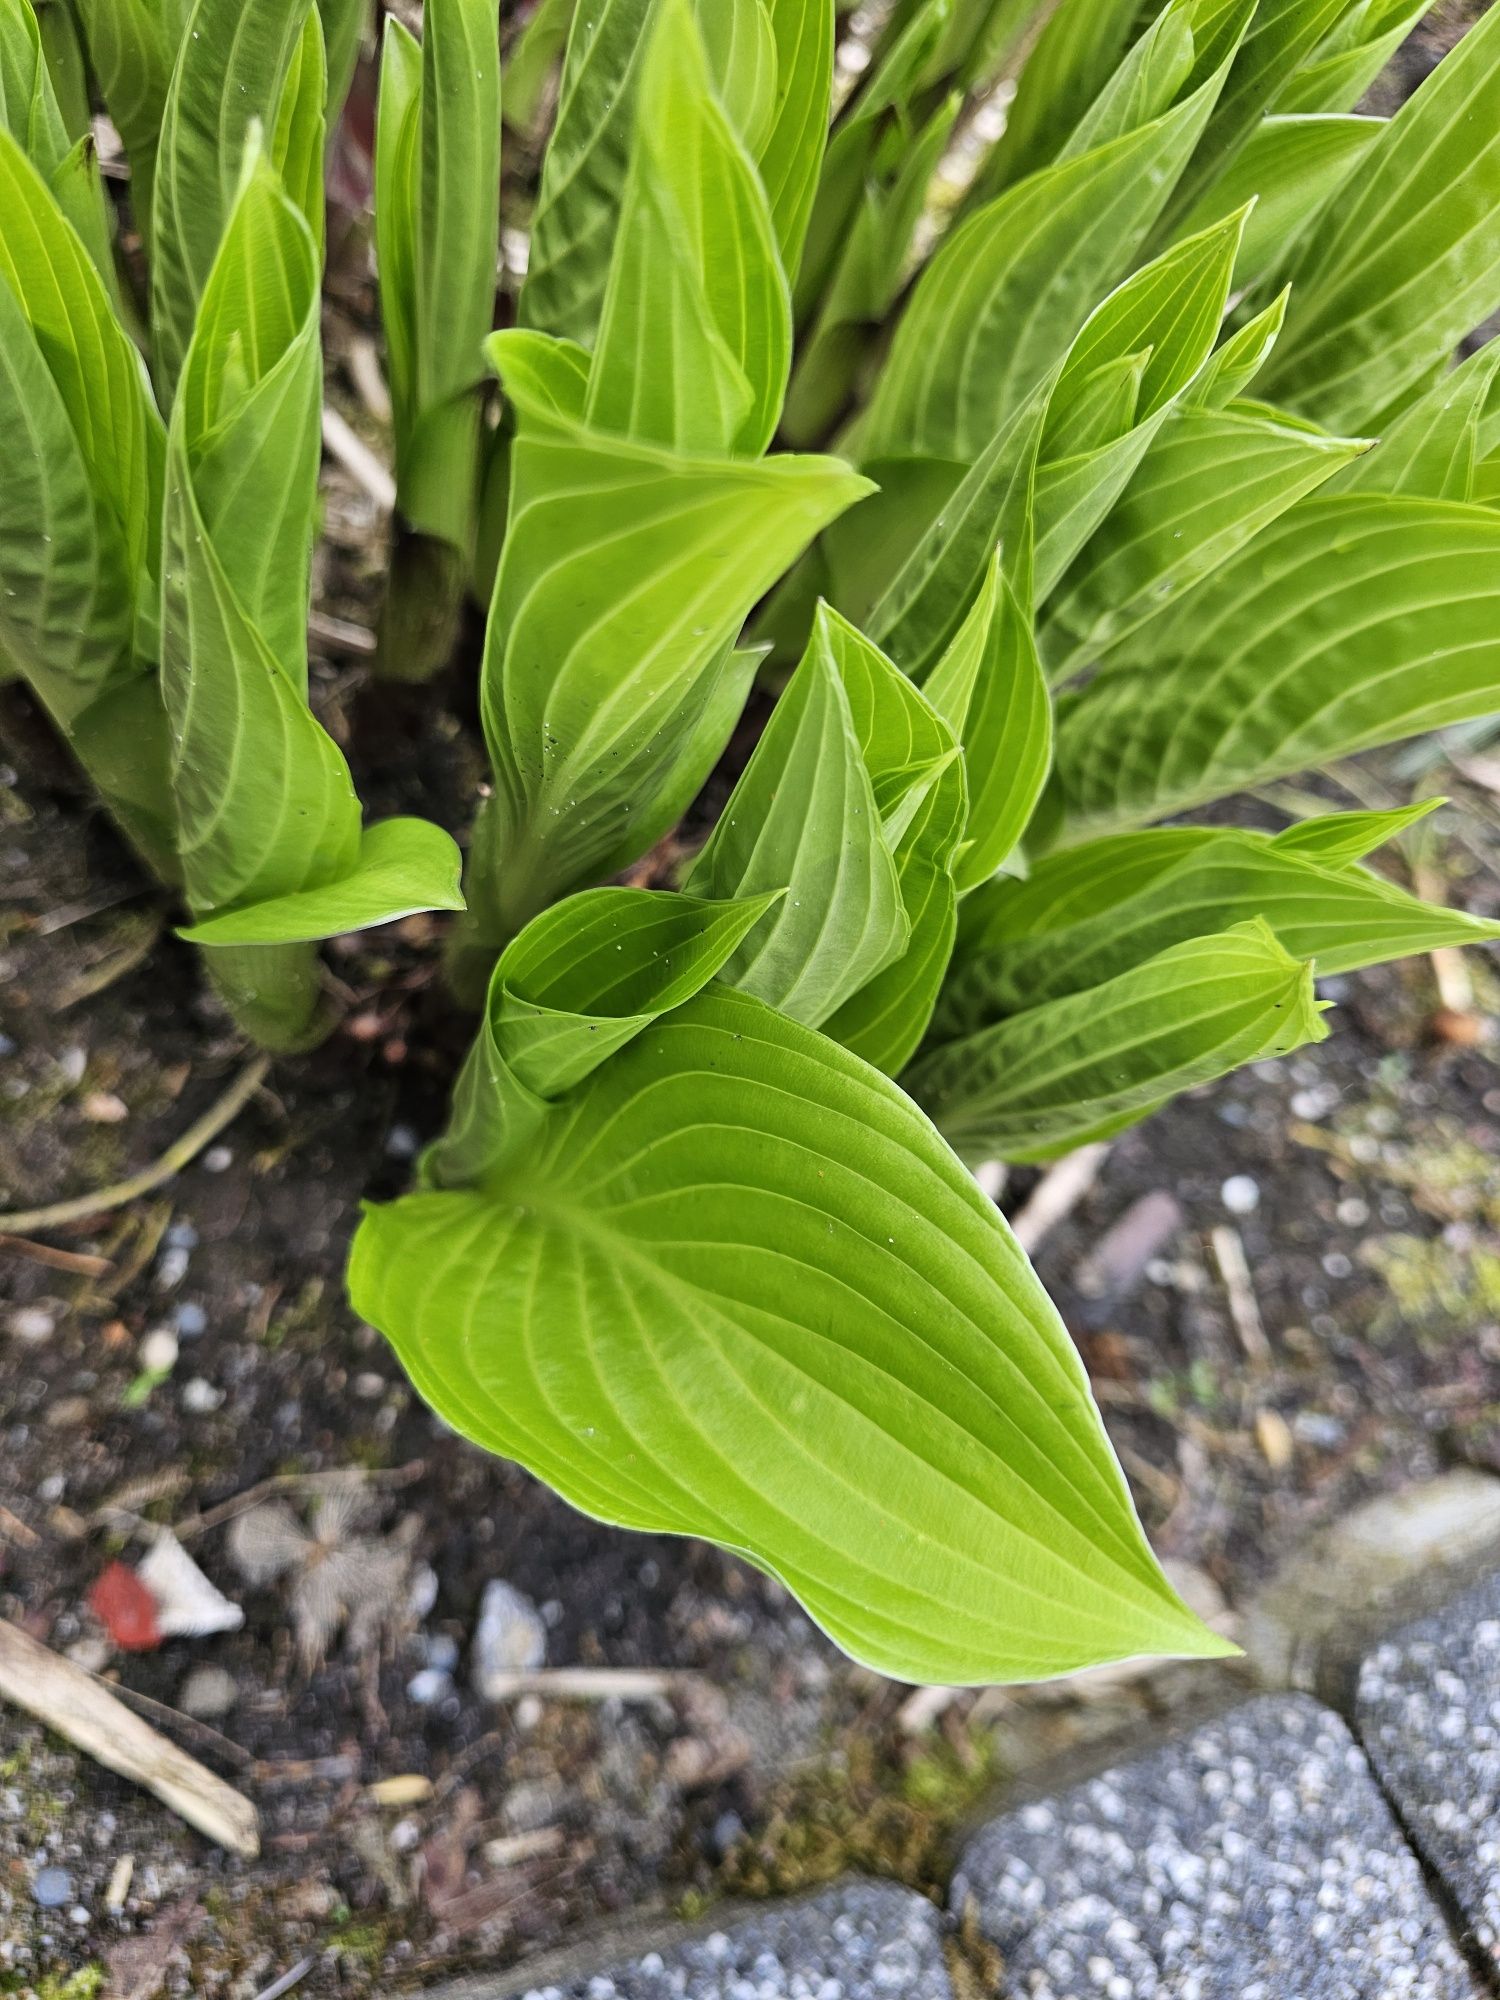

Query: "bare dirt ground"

xmin=2 ymin=5 xmax=1498 ymax=1993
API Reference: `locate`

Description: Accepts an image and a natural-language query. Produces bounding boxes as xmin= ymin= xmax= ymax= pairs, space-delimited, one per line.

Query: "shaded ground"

xmin=3 ymin=3 xmax=1499 ymax=1991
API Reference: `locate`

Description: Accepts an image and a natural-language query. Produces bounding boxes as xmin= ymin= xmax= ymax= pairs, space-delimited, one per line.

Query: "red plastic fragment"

xmin=88 ymin=1560 xmax=162 ymax=1652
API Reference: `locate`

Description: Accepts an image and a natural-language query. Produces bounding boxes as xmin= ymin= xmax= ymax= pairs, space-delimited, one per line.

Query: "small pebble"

xmin=202 ymin=1145 xmax=233 ymax=1173
xmin=165 ymin=1221 xmax=198 ymax=1251
xmin=8 ymin=1307 xmax=55 ymax=1344
xmin=32 ymin=1867 xmax=73 ymax=1909
xmin=181 ymin=1378 xmax=223 ymax=1414
xmin=81 ymin=1090 xmax=127 ymax=1123
xmin=385 ymin=1123 xmax=419 ymax=1160
xmin=407 ymin=1666 xmax=453 ymax=1706
xmin=139 ymin=1327 xmax=179 ymax=1374
xmin=179 ymin=1665 xmax=239 ymax=1720
xmin=425 ymin=1632 xmax=461 ymax=1673
xmin=1335 ymin=1197 xmax=1370 ymax=1228
xmin=472 ymin=1579 xmax=547 ymax=1695
xmin=173 ymin=1302 xmax=207 ymax=1338
xmin=155 ymin=1245 xmax=190 ymax=1290
xmin=1221 ymin=1175 xmax=1260 ymax=1216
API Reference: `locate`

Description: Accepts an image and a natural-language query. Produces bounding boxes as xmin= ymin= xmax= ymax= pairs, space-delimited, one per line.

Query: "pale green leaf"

xmin=460 ymin=331 xmax=871 ymax=953
xmin=926 ymin=552 xmax=1053 ymax=892
xmin=756 ymin=0 xmax=832 ymax=278
xmin=1334 ymin=339 xmax=1500 ymax=502
xmin=684 ymin=605 xmax=910 ymax=1030
xmin=1042 ymin=402 xmax=1368 ymax=674
xmin=1168 ymin=111 xmax=1381 ymax=294
xmin=907 ymin=919 xmax=1327 ymax=1163
xmin=178 ymin=817 xmax=465 ymax=944
xmin=520 ymin=0 xmax=651 ymax=344
xmin=1272 ymin=0 xmax=1427 ymax=115
xmin=350 ymin=976 xmax=1227 ymax=1685
xmin=151 ymin=0 xmax=314 ymax=399
xmin=1262 ymin=0 xmax=1500 ymax=431
xmin=937 ymin=820 xmax=1496 ymax=1035
xmin=1182 ymin=285 xmax=1289 ymax=408
xmin=1050 ymin=493 xmax=1500 ymax=838
xmin=271 ymin=1 xmax=326 ymax=257
xmin=587 ymin=0 xmax=790 ymax=458
xmin=504 ymin=0 xmax=575 ymax=136
xmin=70 ymin=0 xmax=178 ymax=240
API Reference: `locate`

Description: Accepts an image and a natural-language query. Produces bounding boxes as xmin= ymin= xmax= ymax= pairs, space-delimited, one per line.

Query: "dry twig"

xmin=0 ymin=1618 xmax=259 ymax=1854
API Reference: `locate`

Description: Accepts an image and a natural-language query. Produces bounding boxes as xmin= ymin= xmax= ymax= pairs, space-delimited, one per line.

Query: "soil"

xmin=2 ymin=4 xmax=1499 ymax=1995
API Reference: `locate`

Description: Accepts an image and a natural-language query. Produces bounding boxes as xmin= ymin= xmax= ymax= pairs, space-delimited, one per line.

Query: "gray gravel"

xmin=1357 ymin=1569 xmax=1500 ymax=1971
xmin=952 ymin=1693 xmax=1478 ymax=1999
xmin=499 ymin=1881 xmax=953 ymax=2000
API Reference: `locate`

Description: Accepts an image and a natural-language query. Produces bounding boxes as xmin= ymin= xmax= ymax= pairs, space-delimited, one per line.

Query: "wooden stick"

xmin=321 ymin=405 xmax=396 ymax=511
xmin=1010 ymin=1142 xmax=1112 ymax=1254
xmin=0 ymin=1056 xmax=269 ymax=1236
xmin=0 ymin=1619 xmax=259 ymax=1855
xmin=476 ymin=1667 xmax=683 ymax=1703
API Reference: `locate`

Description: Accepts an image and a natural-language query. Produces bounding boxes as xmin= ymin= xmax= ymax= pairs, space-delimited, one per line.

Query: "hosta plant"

xmin=7 ymin=0 xmax=1500 ymax=1684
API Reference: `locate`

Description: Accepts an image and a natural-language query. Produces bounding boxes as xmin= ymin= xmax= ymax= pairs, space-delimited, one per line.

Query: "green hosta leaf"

xmin=925 ymin=552 xmax=1053 ymax=893
xmin=587 ymin=0 xmax=789 ymax=458
xmin=505 ymin=0 xmax=575 ymax=136
xmin=1168 ymin=112 xmax=1381 ymax=294
xmin=461 ymin=332 xmax=870 ymax=956
xmin=318 ymin=0 xmax=365 ymax=121
xmin=1049 ymin=493 xmax=1500 ymax=839
xmin=756 ymin=0 xmax=832 ymax=278
xmin=1042 ymin=402 xmax=1368 ymax=675
xmin=684 ymin=606 xmax=911 ymax=1033
xmin=271 ymin=2 xmax=326 ymax=256
xmin=33 ymin=0 xmax=92 ymax=141
xmin=428 ymin=886 xmax=783 ymax=1186
xmin=0 ymin=237 xmax=172 ymax=876
xmin=71 ymin=0 xmax=181 ymax=241
xmin=375 ymin=0 xmax=499 ymax=558
xmin=858 ymin=38 xmax=1242 ymax=465
xmin=0 ymin=0 xmax=73 ymax=169
xmin=151 ymin=0 xmax=315 ymax=399
xmin=178 ymin=818 xmax=463 ymax=944
xmin=162 ymin=155 xmax=357 ymax=922
xmin=1161 ymin=0 xmax=1360 ymax=230
xmin=965 ymin=0 xmax=1139 ymax=200
xmin=782 ymin=89 xmax=957 ymax=448
xmin=520 ymin=0 xmax=651 ymax=344
xmin=0 ymin=127 xmax=163 ymax=654
xmin=1334 ymin=340 xmax=1500 ymax=503
xmin=1032 ymin=207 xmax=1250 ymax=598
xmin=1270 ymin=798 xmax=1442 ymax=866
xmin=351 ymin=974 xmax=1227 ymax=1685
xmin=1182 ymin=284 xmax=1289 ymax=408
xmin=907 ymin=919 xmax=1327 ymax=1164
xmin=1272 ymin=0 xmax=1427 ymax=115
xmin=1261 ymin=0 xmax=1500 ymax=431
xmin=937 ymin=819 xmax=1496 ymax=1036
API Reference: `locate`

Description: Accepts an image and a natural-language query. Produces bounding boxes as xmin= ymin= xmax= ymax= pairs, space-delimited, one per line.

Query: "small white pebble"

xmin=202 ymin=1145 xmax=233 ymax=1173
xmin=8 ymin=1307 xmax=55 ymax=1344
xmin=1221 ymin=1175 xmax=1260 ymax=1216
xmin=139 ymin=1327 xmax=179 ymax=1374
xmin=181 ymin=1377 xmax=222 ymax=1414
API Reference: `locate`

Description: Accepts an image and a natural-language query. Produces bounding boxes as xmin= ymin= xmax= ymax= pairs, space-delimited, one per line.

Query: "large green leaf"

xmin=177 ymin=817 xmax=464 ymax=944
xmin=937 ymin=819 xmax=1499 ymax=1036
xmin=907 ymin=919 xmax=1327 ymax=1163
xmin=1042 ymin=401 xmax=1367 ymax=674
xmin=1272 ymin=0 xmax=1427 ymax=115
xmin=459 ymin=331 xmax=870 ymax=961
xmin=1261 ymin=0 xmax=1500 ymax=431
xmin=587 ymin=0 xmax=789 ymax=458
xmin=1160 ymin=0 xmax=1360 ymax=231
xmin=1167 ymin=111 xmax=1381 ymax=294
xmin=963 ymin=0 xmax=1139 ymax=201
xmin=351 ymin=970 xmax=1227 ymax=1685
xmin=858 ymin=33 xmax=1243 ymax=465
xmin=519 ymin=0 xmax=652 ymax=344
xmin=1050 ymin=493 xmax=1500 ymax=838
